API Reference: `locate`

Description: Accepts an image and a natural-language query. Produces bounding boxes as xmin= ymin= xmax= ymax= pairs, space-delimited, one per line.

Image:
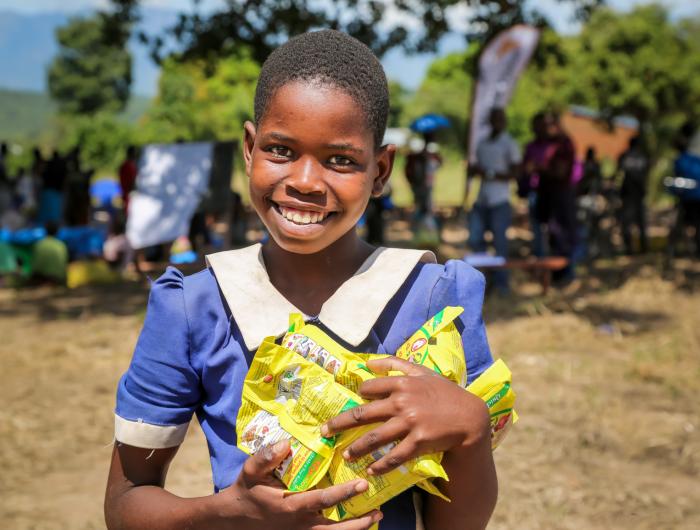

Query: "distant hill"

xmin=0 ymin=88 xmax=151 ymax=141
xmin=0 ymin=8 xmax=178 ymax=96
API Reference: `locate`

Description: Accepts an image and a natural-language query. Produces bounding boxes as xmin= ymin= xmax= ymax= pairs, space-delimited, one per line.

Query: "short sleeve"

xmin=428 ymin=260 xmax=493 ymax=385
xmin=114 ymin=267 xmax=201 ymax=448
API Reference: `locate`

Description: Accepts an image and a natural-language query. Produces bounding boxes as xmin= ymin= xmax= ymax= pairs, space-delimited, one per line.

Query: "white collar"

xmin=206 ymin=243 xmax=436 ymax=351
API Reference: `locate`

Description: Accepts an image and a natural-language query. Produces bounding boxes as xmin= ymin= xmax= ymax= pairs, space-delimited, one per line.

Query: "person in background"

xmin=617 ymin=135 xmax=650 ymax=254
xmin=0 ymin=143 xmax=11 ymax=219
xmin=16 ymin=165 xmax=38 ymax=221
xmin=536 ymin=112 xmax=578 ymax=283
xmin=576 ymin=147 xmax=605 ymax=259
xmin=64 ymin=147 xmax=92 ymax=226
xmin=31 ymin=221 xmax=68 ymax=285
xmin=520 ymin=112 xmax=550 ymax=257
xmin=405 ymin=137 xmax=427 ymax=223
xmin=0 ymin=142 xmax=8 ymax=183
xmin=467 ymin=107 xmax=521 ymax=293
xmin=118 ymin=145 xmax=138 ymax=215
xmin=103 ymin=215 xmax=134 ymax=272
xmin=670 ymin=123 xmax=700 ymax=257
xmin=39 ymin=150 xmax=67 ymax=225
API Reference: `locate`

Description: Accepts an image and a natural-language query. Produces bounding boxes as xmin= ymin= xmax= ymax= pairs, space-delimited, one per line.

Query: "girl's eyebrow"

xmin=324 ymin=143 xmax=364 ymax=154
xmin=264 ymin=132 xmax=364 ymax=154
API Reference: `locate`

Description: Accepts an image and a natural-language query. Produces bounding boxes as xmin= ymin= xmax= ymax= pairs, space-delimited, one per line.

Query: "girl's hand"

xmin=320 ymin=357 xmax=491 ymax=476
xmin=218 ymin=439 xmax=383 ymax=530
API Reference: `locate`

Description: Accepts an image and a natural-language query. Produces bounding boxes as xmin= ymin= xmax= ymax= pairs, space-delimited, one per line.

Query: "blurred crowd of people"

xmin=1 ymin=112 xmax=699 ymax=291
xmin=401 ymin=108 xmax=700 ymax=293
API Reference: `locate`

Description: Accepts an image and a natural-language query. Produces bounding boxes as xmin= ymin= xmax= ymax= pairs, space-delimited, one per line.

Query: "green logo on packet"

xmin=485 ymin=383 xmax=510 ymax=409
xmin=431 ymin=309 xmax=445 ymax=330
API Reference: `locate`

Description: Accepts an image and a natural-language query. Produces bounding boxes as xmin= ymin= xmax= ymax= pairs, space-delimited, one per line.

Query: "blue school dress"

xmin=115 ymin=244 xmax=493 ymax=529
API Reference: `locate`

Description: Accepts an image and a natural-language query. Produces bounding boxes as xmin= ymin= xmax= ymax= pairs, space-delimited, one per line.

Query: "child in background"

xmin=31 ymin=221 xmax=68 ymax=285
xmin=105 ymin=30 xmax=497 ymax=530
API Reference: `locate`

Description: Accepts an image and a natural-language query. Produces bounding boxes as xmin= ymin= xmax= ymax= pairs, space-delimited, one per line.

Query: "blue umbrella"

xmin=410 ymin=114 xmax=451 ymax=134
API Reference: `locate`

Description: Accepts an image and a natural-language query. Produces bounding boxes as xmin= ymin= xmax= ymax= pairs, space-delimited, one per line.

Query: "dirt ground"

xmin=1 ymin=225 xmax=699 ymax=529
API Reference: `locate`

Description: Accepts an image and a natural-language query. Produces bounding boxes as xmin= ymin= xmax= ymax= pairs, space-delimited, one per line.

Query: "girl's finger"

xmin=312 ymin=510 xmax=383 ymax=530
xmin=367 ymin=438 xmax=419 ymax=476
xmin=321 ymin=400 xmax=394 ymax=437
xmin=342 ymin=418 xmax=407 ymax=462
xmin=286 ymin=478 xmax=368 ymax=512
xmin=239 ymin=439 xmax=290 ymax=485
xmin=365 ymin=356 xmax=433 ymax=377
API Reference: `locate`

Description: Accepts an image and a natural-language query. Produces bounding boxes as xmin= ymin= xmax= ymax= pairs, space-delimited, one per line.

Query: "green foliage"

xmin=139 ymin=47 xmax=259 ymax=145
xmin=47 ymin=12 xmax=132 ymax=115
xmin=387 ymin=81 xmax=409 ymax=128
xmin=136 ymin=0 xmax=597 ymax=67
xmin=571 ymin=4 xmax=700 ymax=157
xmin=54 ymin=113 xmax=135 ymax=171
xmin=404 ymin=46 xmax=477 ymax=148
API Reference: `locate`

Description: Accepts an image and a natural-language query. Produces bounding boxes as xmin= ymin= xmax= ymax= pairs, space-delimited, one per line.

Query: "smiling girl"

xmin=105 ymin=30 xmax=497 ymax=530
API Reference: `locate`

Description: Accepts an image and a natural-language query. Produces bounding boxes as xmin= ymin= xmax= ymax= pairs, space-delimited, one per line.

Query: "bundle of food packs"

xmin=282 ymin=315 xmax=448 ymax=521
xmin=236 ymin=306 xmax=517 ymax=523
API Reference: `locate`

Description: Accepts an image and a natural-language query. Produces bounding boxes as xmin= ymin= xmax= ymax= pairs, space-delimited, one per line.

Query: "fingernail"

xmin=273 ymin=440 xmax=288 ymax=452
xmin=366 ymin=467 xmax=375 ymax=476
xmin=374 ymin=511 xmax=384 ymax=522
xmin=354 ymin=479 xmax=368 ymax=493
xmin=342 ymin=449 xmax=351 ymax=460
xmin=320 ymin=424 xmax=329 ymax=437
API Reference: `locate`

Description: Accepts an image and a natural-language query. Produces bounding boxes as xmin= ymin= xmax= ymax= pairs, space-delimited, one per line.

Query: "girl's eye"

xmin=328 ymin=155 xmax=354 ymax=167
xmin=268 ymin=145 xmax=292 ymax=158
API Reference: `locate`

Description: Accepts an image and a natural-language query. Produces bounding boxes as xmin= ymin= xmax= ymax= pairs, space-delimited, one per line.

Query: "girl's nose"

xmin=286 ymin=157 xmax=325 ymax=195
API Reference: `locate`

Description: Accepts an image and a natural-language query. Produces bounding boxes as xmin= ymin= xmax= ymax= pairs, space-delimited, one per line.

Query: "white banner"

xmin=468 ymin=25 xmax=539 ymax=162
xmin=126 ymin=142 xmax=213 ymax=249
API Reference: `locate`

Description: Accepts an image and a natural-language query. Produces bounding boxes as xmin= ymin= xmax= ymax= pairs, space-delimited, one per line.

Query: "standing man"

xmin=618 ymin=136 xmax=650 ymax=254
xmin=468 ymin=107 xmax=521 ymax=293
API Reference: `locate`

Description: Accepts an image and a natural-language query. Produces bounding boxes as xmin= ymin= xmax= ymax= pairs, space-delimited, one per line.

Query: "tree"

xmin=139 ymin=47 xmax=260 ymax=144
xmin=405 ymin=47 xmax=477 ymax=148
xmin=124 ymin=0 xmax=600 ymax=66
xmin=47 ymin=5 xmax=136 ymax=115
xmin=572 ymin=5 xmax=700 ymax=156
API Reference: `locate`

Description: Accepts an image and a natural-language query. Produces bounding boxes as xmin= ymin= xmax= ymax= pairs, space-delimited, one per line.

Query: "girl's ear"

xmin=243 ymin=121 xmax=257 ymax=177
xmin=371 ymin=143 xmax=396 ymax=197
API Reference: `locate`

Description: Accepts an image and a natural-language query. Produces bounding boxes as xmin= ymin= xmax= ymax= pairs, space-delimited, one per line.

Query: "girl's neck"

xmin=261 ymin=232 xmax=376 ymax=316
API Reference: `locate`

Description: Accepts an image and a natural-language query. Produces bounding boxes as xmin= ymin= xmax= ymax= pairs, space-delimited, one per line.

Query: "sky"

xmin=0 ymin=0 xmax=698 ymax=94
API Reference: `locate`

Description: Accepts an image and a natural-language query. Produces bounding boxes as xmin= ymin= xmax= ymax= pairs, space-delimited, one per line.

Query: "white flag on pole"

xmin=468 ymin=25 xmax=539 ymax=163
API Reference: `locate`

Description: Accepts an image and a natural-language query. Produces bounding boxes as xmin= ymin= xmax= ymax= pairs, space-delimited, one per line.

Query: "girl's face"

xmin=244 ymin=81 xmax=394 ymax=255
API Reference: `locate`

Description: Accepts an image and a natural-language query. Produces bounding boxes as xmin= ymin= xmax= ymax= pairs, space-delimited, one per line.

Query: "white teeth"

xmin=279 ymin=206 xmax=328 ymax=225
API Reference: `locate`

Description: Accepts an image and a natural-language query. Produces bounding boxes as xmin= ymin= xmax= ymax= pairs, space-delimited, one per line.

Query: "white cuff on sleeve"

xmin=114 ymin=415 xmax=189 ymax=449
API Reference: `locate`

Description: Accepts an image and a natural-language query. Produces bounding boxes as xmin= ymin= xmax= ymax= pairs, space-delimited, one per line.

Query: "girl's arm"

xmin=422 ymin=403 xmax=498 ymax=530
xmin=105 ymin=440 xmax=384 ymax=530
xmin=105 ymin=443 xmax=224 ymax=529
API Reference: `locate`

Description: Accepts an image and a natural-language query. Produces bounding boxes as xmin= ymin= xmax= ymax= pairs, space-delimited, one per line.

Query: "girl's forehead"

xmin=261 ymin=81 xmax=371 ymax=138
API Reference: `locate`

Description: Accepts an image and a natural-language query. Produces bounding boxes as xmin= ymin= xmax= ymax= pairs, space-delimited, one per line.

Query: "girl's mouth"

xmin=271 ymin=202 xmax=336 ymax=226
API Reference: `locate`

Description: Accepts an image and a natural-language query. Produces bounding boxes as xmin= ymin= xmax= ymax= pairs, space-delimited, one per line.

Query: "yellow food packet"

xmin=466 ymin=359 xmax=518 ymax=450
xmin=236 ymin=338 xmax=365 ymax=491
xmin=282 ymin=314 xmax=386 ymax=394
xmin=322 ymin=429 xmax=448 ymax=521
xmin=395 ymin=307 xmax=468 ymax=387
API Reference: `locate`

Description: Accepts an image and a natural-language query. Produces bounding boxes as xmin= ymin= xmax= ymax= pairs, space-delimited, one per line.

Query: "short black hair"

xmin=254 ymin=30 xmax=389 ymax=149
